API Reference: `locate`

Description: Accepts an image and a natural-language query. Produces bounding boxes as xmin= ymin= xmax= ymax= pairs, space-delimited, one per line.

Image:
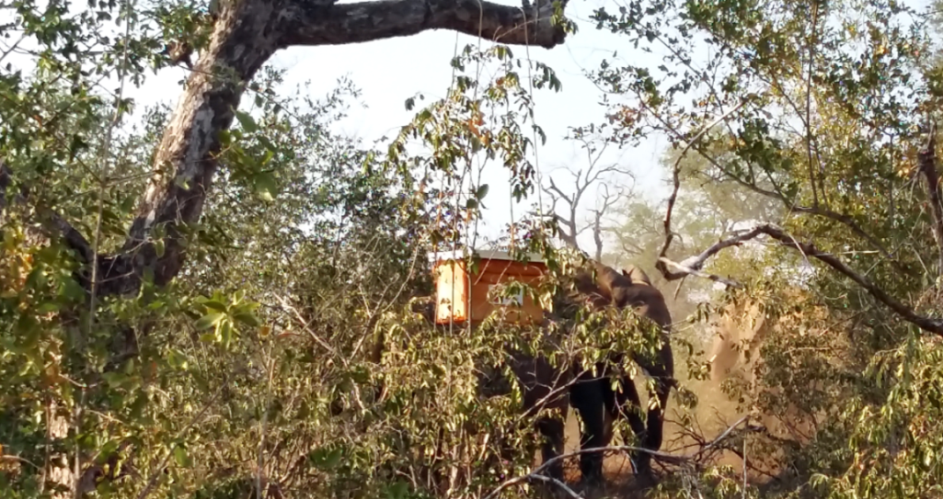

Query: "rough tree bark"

xmin=0 ymin=0 xmax=571 ymax=495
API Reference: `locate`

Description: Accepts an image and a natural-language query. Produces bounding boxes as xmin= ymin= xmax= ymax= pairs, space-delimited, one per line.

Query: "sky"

xmin=1 ymin=0 xmax=935 ymax=253
xmin=107 ymin=0 xmax=676 ymax=251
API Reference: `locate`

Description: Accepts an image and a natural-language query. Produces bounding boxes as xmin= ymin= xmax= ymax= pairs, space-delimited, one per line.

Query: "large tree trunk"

xmin=0 ymin=0 xmax=571 ymax=496
xmin=94 ymin=0 xmax=571 ymax=298
xmin=101 ymin=0 xmax=287 ymax=295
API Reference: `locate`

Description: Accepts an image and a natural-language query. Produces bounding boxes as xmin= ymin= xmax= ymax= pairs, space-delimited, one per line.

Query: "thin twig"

xmin=527 ymin=474 xmax=583 ymax=499
xmin=483 ymin=445 xmax=678 ymax=499
xmin=696 ymin=415 xmax=750 ymax=457
xmin=658 ymin=100 xmax=749 ymax=271
xmin=486 ymin=415 xmax=753 ymax=499
xmin=135 ymin=388 xmax=222 ymax=499
xmin=805 ymin=1 xmax=820 ymax=207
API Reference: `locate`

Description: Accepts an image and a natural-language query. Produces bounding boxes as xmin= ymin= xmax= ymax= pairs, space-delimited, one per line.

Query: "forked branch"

xmin=655 ymin=101 xmax=749 ymax=286
xmin=647 ymin=98 xmax=906 ymax=274
xmin=542 ymin=133 xmax=632 ymax=257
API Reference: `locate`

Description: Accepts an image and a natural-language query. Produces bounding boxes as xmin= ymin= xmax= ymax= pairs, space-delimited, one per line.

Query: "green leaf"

xmin=146 ymin=300 xmax=166 ymax=311
xmin=233 ymin=312 xmax=262 ymax=327
xmin=195 ymin=312 xmax=225 ymax=330
xmin=167 ymin=349 xmax=188 ymax=370
xmin=234 ymin=109 xmax=259 ymax=133
xmin=383 ymin=481 xmax=411 ymax=499
xmin=154 ymin=239 xmax=165 ymax=258
xmin=308 ymin=446 xmax=344 ymax=470
xmin=254 ymin=171 xmax=278 ymax=201
xmin=258 ymin=135 xmax=277 ymax=152
xmin=173 ymin=445 xmax=192 ymax=467
xmin=475 ymin=184 xmax=489 ymax=199
xmin=218 ymin=321 xmax=233 ymax=347
xmin=35 ymin=301 xmax=60 ymax=313
xmin=200 ymin=299 xmax=228 ymax=312
xmin=59 ymin=277 xmax=86 ymax=302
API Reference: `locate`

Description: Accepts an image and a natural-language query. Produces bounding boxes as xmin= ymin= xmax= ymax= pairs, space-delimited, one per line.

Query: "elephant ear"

xmin=621 ymin=265 xmax=653 ymax=287
xmin=408 ymin=295 xmax=436 ymax=323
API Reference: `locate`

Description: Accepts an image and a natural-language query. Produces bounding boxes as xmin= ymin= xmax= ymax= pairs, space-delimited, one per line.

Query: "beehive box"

xmin=432 ymin=250 xmax=547 ymax=325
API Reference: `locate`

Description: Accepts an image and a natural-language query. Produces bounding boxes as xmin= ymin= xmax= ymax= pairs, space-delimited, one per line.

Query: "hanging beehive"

xmin=432 ymin=250 xmax=547 ymax=325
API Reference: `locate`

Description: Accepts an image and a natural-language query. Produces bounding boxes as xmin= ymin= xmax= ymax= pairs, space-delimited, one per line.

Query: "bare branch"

xmin=656 ymin=223 xmax=943 ymax=335
xmin=590 ymin=184 xmax=626 ymax=260
xmin=658 ymin=257 xmax=741 ymax=288
xmin=483 ymin=445 xmax=679 ymax=499
xmin=542 ymin=137 xmax=633 ymax=256
xmin=658 ymin=100 xmax=749 ymax=270
xmin=544 ymin=176 xmax=578 ymax=244
xmin=788 ymin=204 xmax=906 ymax=272
xmin=553 ymin=216 xmax=580 ymax=250
xmin=695 ymin=415 xmax=750 ymax=456
xmin=621 ymin=239 xmax=645 ymax=256
xmin=545 ymin=176 xmax=574 ymax=206
xmin=658 ymin=226 xmax=765 ymax=281
xmin=485 ymin=416 xmax=754 ymax=499
xmin=640 ymin=96 xmax=906 ymax=273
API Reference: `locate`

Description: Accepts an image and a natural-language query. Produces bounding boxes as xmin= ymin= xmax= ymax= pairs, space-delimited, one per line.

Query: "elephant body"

xmin=558 ymin=262 xmax=675 ymax=486
xmin=403 ymin=259 xmax=675 ymax=487
xmin=472 ymin=260 xmax=675 ymax=487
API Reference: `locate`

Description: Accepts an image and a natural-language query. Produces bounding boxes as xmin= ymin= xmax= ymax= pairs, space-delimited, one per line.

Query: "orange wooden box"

xmin=432 ymin=250 xmax=547 ymax=326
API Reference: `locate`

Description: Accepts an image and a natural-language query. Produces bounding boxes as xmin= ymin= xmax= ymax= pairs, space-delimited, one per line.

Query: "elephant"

xmin=472 ymin=259 xmax=675 ymax=488
xmin=393 ymin=259 xmax=675 ymax=488
xmin=565 ymin=261 xmax=676 ymax=487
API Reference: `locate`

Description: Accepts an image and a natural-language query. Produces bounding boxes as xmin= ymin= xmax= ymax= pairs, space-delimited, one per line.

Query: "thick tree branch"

xmin=656 ymin=223 xmax=943 ymax=336
xmin=918 ymin=121 xmax=943 ymax=277
xmin=658 ymin=256 xmax=741 ymax=288
xmin=1 ymin=160 xmax=95 ymax=264
xmin=0 ymin=158 xmax=13 ymax=210
xmin=546 ymin=176 xmax=577 ymax=242
xmin=657 ymin=101 xmax=748 ymax=282
xmin=656 ymin=226 xmax=764 ymax=284
xmin=6 ymin=1 xmax=575 ymax=495
xmin=553 ymin=217 xmax=580 ymax=251
xmin=281 ymin=0 xmax=569 ymax=48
